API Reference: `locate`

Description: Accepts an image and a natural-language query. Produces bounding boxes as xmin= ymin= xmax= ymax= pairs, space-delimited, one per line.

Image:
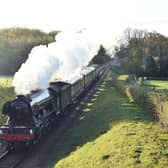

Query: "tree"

xmin=145 ymin=56 xmax=158 ymax=76
xmin=89 ymin=45 xmax=111 ymax=65
xmin=0 ymin=27 xmax=57 ymax=75
xmin=114 ymin=28 xmax=168 ymax=77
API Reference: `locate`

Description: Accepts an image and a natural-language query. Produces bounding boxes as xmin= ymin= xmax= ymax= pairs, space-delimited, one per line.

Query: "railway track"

xmin=0 ymin=150 xmax=26 ymax=168
xmin=0 ymin=150 xmax=9 ymax=161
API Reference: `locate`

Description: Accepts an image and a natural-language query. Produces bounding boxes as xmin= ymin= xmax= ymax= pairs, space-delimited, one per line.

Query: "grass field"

xmin=52 ymin=74 xmax=168 ymax=168
xmin=0 ymin=76 xmax=13 ymax=87
xmin=0 ymin=76 xmax=15 ymax=125
xmin=143 ymin=80 xmax=168 ymax=92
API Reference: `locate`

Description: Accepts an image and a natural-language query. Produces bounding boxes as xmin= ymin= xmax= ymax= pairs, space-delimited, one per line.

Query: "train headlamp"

xmin=29 ymin=129 xmax=33 ymax=135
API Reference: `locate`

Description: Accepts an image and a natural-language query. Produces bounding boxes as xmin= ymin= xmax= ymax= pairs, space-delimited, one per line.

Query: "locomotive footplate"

xmin=0 ymin=126 xmax=34 ymax=142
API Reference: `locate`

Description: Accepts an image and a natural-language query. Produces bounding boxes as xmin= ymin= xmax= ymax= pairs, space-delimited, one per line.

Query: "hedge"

xmin=111 ymin=74 xmax=168 ymax=129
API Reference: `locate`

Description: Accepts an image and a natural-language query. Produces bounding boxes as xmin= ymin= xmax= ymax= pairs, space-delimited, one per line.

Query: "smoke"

xmin=13 ymin=29 xmax=101 ymax=95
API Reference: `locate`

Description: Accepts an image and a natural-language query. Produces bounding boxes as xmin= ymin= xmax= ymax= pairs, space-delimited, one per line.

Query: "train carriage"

xmin=69 ymin=75 xmax=85 ymax=101
xmin=81 ymin=67 xmax=95 ymax=89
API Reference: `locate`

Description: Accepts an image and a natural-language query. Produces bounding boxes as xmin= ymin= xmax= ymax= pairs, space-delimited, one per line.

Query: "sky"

xmin=3 ymin=0 xmax=167 ymax=92
xmin=0 ymin=0 xmax=168 ymax=36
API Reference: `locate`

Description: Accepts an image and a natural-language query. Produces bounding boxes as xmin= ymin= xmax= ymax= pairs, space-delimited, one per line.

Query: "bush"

xmin=148 ymin=92 xmax=168 ymax=128
xmin=111 ymin=72 xmax=168 ymax=129
xmin=0 ymin=27 xmax=57 ymax=75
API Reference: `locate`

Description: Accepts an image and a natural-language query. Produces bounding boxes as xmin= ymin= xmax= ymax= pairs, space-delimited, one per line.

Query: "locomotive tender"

xmin=0 ymin=65 xmax=105 ymax=149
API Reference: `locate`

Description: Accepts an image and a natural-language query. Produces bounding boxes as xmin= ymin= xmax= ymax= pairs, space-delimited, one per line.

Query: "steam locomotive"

xmin=0 ymin=65 xmax=105 ymax=149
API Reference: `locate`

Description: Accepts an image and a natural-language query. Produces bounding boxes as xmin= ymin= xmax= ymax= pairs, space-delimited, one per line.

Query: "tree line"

xmin=90 ymin=45 xmax=111 ymax=65
xmin=115 ymin=28 xmax=168 ymax=77
xmin=0 ymin=27 xmax=59 ymax=75
xmin=0 ymin=27 xmax=111 ymax=75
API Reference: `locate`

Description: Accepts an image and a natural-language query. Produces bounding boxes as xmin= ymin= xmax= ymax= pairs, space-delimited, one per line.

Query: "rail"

xmin=0 ymin=150 xmax=26 ymax=168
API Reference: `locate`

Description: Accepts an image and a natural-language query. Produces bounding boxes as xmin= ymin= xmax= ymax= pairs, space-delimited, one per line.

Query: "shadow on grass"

xmin=51 ymin=80 xmax=154 ymax=167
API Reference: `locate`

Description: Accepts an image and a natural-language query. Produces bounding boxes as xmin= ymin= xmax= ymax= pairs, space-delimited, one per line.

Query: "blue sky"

xmin=0 ymin=0 xmax=168 ymax=36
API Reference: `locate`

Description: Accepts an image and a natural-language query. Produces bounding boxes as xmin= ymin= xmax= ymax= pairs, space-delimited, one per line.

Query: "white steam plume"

xmin=13 ymin=29 xmax=101 ymax=95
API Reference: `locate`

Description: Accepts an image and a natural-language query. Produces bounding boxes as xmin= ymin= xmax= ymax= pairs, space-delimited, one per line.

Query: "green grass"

xmin=117 ymin=74 xmax=129 ymax=81
xmin=0 ymin=76 xmax=13 ymax=87
xmin=52 ymin=75 xmax=168 ymax=168
xmin=143 ymin=80 xmax=168 ymax=93
xmin=0 ymin=76 xmax=14 ymax=125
